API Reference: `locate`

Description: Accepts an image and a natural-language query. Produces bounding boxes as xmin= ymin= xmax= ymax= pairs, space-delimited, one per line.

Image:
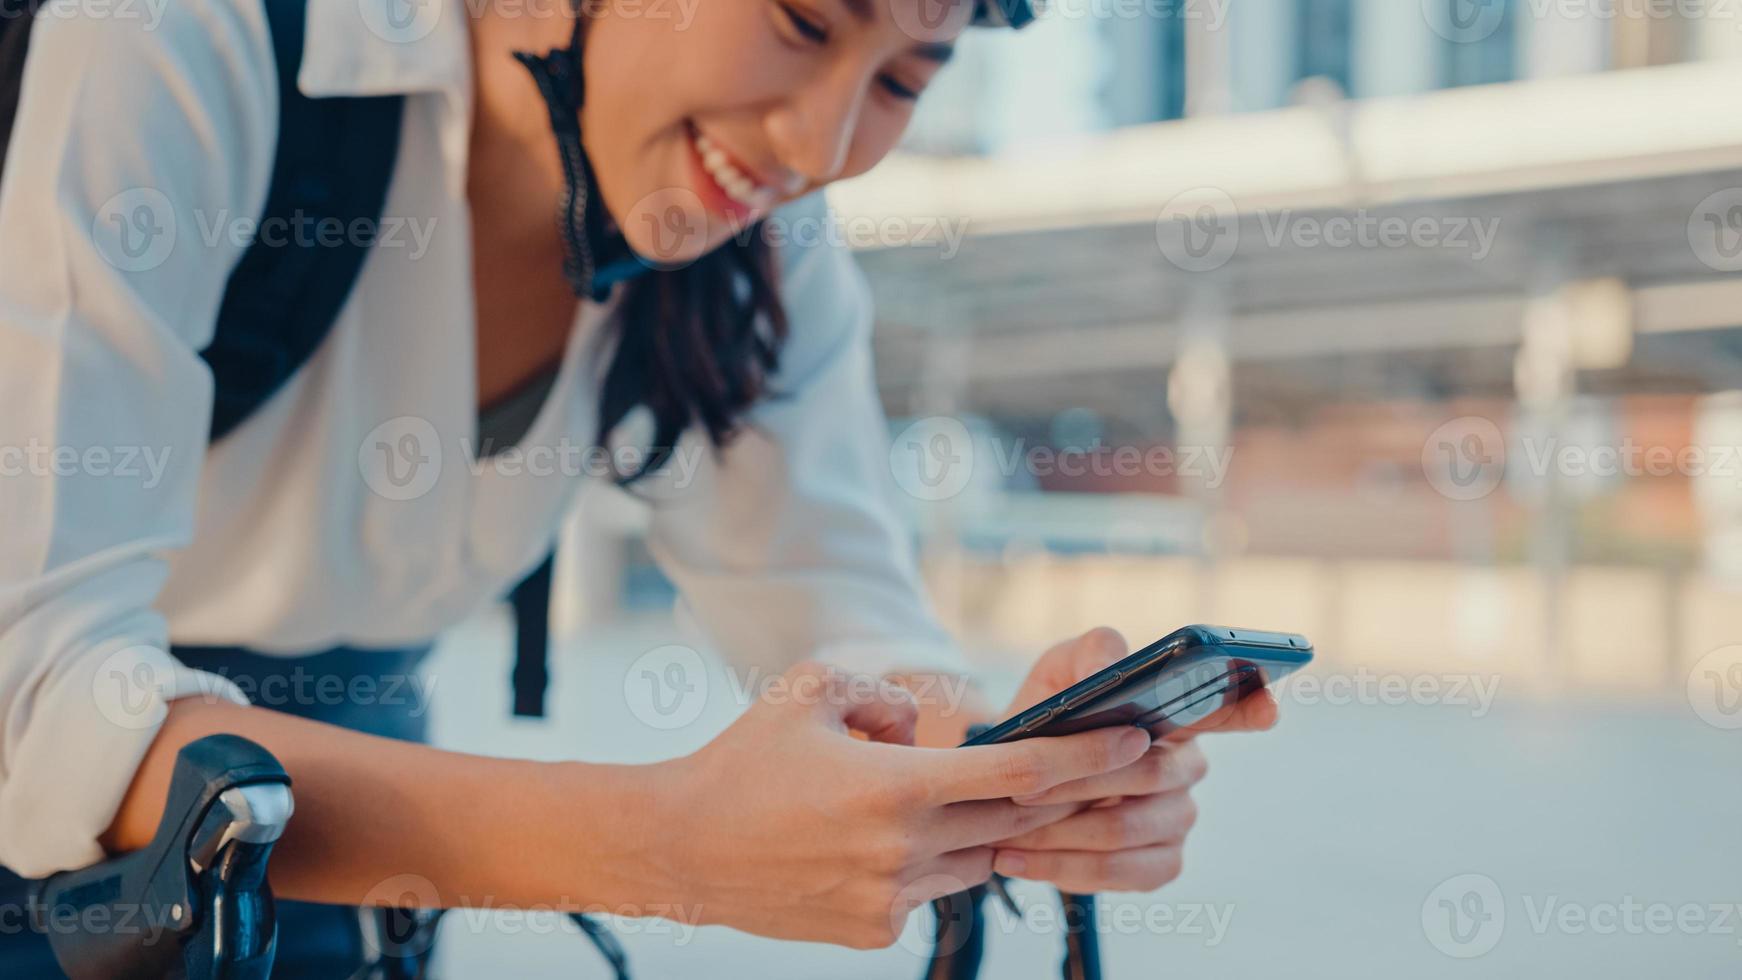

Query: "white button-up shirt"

xmin=0 ymin=0 xmax=959 ymax=877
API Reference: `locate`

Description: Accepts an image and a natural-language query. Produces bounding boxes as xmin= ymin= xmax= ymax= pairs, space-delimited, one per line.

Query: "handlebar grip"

xmin=28 ymin=735 xmax=293 ymax=980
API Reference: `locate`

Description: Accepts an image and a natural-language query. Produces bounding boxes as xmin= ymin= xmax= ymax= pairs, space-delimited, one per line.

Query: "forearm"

xmin=100 ymin=698 xmax=653 ymax=913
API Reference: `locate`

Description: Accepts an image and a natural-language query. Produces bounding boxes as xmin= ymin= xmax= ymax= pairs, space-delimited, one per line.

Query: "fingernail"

xmin=1119 ymin=727 xmax=1152 ymax=759
xmin=995 ymin=852 xmax=1027 ymax=876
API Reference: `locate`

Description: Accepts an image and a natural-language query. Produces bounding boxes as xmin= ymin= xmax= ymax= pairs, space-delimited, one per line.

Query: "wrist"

xmin=533 ymin=758 xmax=692 ymax=917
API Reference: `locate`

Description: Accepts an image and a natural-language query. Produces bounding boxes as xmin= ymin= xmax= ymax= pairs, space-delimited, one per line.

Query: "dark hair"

xmin=569 ymin=3 xmax=791 ymax=484
xmin=594 ymin=230 xmax=791 ymax=482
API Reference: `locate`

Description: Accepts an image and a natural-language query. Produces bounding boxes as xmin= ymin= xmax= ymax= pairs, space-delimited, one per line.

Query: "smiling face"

xmin=579 ymin=0 xmax=975 ymax=264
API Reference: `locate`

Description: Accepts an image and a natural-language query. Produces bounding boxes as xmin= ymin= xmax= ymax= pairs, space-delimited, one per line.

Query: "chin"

xmin=619 ymin=213 xmax=728 ymax=268
xmin=601 ymin=167 xmax=731 ymax=268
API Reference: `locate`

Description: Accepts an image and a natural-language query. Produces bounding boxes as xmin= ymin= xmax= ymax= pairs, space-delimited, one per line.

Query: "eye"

xmin=879 ymin=75 xmax=920 ymax=102
xmin=777 ymin=2 xmax=828 ymax=43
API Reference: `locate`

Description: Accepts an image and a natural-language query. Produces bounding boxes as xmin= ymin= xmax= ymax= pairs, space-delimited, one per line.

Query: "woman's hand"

xmin=625 ymin=661 xmax=1155 ymax=948
xmin=988 ymin=628 xmax=1280 ymax=894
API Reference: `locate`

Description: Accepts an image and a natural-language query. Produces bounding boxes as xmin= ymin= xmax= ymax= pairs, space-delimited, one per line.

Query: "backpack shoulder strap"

xmin=0 ymin=2 xmax=44 ymax=166
xmin=203 ymin=0 xmax=405 ymax=440
xmin=2 ymin=0 xmax=558 ymax=721
xmin=0 ymin=0 xmax=401 ymax=440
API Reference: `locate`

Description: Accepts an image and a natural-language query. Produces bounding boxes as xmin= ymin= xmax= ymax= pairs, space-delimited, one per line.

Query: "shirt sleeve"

xmin=0 ymin=0 xmax=274 ymax=877
xmin=636 ymin=193 xmax=968 ymax=679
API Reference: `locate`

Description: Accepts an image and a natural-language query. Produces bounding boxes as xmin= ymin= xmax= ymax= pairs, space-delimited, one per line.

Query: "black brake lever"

xmin=27 ymin=734 xmax=294 ymax=980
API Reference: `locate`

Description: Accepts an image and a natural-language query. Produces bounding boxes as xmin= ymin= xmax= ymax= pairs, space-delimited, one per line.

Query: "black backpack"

xmin=0 ymin=0 xmax=561 ymax=719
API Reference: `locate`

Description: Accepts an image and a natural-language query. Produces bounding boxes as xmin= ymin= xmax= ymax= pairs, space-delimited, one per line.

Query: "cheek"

xmin=839 ymin=110 xmax=913 ymax=181
xmin=582 ymin=17 xmax=785 ymax=195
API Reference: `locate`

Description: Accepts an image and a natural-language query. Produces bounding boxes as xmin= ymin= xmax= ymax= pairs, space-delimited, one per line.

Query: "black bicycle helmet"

xmin=974 ymin=0 xmax=1040 ymax=28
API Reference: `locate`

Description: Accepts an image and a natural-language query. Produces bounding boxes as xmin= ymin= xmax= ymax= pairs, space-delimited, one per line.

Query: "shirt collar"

xmin=297 ymin=0 xmax=472 ymax=99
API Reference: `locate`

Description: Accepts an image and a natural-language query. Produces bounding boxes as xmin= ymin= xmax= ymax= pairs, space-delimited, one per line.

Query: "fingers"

xmin=1059 ymin=626 xmax=1130 ymax=682
xmin=902 ymin=847 xmax=997 ymax=910
xmin=1014 ymin=741 xmax=1207 ymax=807
xmin=1008 ymin=628 xmax=1132 ymax=713
xmin=1165 ymin=687 xmax=1280 ymax=743
xmin=788 ymin=662 xmax=920 ymax=746
xmin=926 ymin=726 xmax=1153 ymax=804
xmin=993 ymin=843 xmax=1184 ymax=895
xmin=995 ymin=791 xmax=1198 ymax=853
xmin=927 ymin=798 xmax=1085 ymax=854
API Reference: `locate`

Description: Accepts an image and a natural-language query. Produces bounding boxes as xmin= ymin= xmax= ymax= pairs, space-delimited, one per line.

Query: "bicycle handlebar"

xmin=27 ymin=735 xmax=293 ymax=980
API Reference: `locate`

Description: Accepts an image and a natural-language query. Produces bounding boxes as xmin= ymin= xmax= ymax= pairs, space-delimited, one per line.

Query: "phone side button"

xmin=1063 ymin=671 xmax=1123 ymax=710
xmin=1017 ymin=707 xmax=1057 ymax=732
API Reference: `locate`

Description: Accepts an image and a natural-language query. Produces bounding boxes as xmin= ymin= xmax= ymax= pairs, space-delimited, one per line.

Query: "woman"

xmin=0 ymin=0 xmax=1277 ymax=972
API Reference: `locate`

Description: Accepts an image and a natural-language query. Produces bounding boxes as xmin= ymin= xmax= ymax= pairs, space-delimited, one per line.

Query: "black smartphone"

xmin=961 ymin=625 xmax=1314 ymax=745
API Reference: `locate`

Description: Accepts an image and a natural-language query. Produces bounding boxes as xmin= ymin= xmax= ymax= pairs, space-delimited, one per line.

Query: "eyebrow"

xmin=837 ymin=0 xmax=959 ymax=62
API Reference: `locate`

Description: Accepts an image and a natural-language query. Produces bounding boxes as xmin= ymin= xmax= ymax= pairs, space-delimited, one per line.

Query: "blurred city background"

xmin=428 ymin=2 xmax=1742 ymax=976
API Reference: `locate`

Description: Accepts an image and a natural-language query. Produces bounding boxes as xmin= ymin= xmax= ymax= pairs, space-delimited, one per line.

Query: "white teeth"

xmin=692 ymin=129 xmax=772 ymax=211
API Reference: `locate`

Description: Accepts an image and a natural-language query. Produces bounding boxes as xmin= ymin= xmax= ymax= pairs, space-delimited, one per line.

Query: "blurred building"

xmin=905 ymin=0 xmax=1742 ymax=153
xmin=820 ymin=1 xmax=1742 ymax=692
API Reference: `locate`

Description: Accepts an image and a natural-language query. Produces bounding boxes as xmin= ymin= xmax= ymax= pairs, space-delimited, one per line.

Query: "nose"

xmin=766 ymin=67 xmax=869 ymax=186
